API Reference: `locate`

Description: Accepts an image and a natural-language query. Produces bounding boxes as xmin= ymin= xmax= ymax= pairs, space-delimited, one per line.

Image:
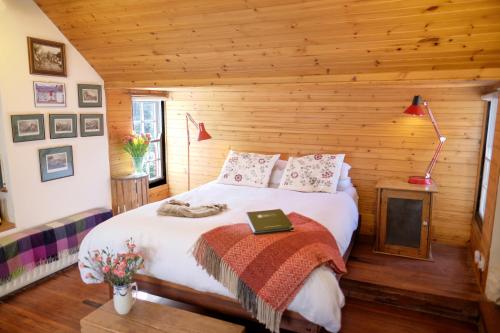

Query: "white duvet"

xmin=79 ymin=182 xmax=359 ymax=332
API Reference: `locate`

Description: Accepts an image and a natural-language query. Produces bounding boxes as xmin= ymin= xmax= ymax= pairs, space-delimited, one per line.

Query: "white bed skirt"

xmin=0 ymin=252 xmax=78 ymax=298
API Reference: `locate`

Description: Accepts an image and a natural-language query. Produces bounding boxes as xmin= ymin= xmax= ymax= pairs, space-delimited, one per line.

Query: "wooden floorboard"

xmin=342 ymin=235 xmax=482 ymax=302
xmin=0 ymin=265 xmax=477 ymax=333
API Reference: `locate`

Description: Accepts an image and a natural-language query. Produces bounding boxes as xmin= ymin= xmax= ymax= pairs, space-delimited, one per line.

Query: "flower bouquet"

xmin=122 ymin=133 xmax=151 ymax=175
xmin=81 ymin=239 xmax=144 ymax=314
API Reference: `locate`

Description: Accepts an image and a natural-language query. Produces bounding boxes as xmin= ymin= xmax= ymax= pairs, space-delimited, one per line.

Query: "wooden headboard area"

xmin=106 ymin=82 xmax=490 ymax=246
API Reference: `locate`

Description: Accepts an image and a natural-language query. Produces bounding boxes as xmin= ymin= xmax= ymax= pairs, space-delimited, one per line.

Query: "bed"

xmin=79 ymin=181 xmax=359 ymax=333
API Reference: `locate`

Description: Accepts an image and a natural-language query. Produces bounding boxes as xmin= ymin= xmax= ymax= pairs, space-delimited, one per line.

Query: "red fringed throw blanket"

xmin=192 ymin=212 xmax=346 ymax=333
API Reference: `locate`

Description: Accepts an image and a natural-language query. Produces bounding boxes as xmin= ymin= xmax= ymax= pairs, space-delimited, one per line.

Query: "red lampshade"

xmin=197 ymin=123 xmax=211 ymax=141
xmin=404 ymin=95 xmax=425 ymax=116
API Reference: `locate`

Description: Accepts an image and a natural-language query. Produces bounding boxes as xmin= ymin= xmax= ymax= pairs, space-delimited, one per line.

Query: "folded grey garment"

xmin=157 ymin=199 xmax=227 ymax=218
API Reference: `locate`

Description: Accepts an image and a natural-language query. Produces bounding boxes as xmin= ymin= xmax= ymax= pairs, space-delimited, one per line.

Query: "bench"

xmin=0 ymin=208 xmax=112 ymax=297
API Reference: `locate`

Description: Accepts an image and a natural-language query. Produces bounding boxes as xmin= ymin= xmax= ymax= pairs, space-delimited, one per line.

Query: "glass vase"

xmin=132 ymin=156 xmax=145 ymax=176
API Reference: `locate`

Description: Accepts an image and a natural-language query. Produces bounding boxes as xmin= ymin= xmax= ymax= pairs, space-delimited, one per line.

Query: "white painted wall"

xmin=0 ymin=0 xmax=111 ymax=233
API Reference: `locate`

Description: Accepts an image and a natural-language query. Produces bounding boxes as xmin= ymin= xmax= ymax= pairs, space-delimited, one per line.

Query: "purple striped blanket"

xmin=0 ymin=207 xmax=112 ymax=285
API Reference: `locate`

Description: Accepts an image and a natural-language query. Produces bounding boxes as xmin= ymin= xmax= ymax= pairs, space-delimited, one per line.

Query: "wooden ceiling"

xmin=35 ymin=0 xmax=500 ymax=87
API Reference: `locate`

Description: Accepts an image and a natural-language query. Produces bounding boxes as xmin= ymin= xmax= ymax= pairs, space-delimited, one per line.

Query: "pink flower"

xmin=234 ymin=174 xmax=242 ymax=182
xmin=314 ymin=154 xmax=323 ymax=160
xmin=102 ymin=266 xmax=110 ymax=273
xmin=113 ymin=269 xmax=125 ymax=278
xmin=291 ymin=172 xmax=299 ymax=178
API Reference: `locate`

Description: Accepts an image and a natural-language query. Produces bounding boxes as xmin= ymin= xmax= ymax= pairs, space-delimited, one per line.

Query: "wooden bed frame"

xmin=130 ymin=216 xmax=361 ymax=333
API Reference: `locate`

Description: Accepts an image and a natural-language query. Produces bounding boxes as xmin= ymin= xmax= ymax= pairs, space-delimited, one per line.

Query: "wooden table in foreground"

xmin=81 ymin=299 xmax=246 ymax=333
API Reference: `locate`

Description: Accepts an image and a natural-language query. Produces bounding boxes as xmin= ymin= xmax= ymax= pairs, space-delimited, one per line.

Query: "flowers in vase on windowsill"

xmin=123 ymin=133 xmax=151 ymax=175
xmin=80 ymin=238 xmax=144 ymax=286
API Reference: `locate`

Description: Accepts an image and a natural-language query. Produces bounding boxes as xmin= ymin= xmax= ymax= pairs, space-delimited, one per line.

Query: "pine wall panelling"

xmin=106 ymin=88 xmax=169 ymax=203
xmin=35 ymin=0 xmax=500 ymax=87
xmin=471 ymin=90 xmax=500 ymax=289
xmin=159 ymin=83 xmax=485 ymax=246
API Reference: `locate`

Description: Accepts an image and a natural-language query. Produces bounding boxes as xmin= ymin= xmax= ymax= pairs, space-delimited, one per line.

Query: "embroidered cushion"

xmin=217 ymin=151 xmax=280 ymax=187
xmin=279 ymin=154 xmax=345 ymax=193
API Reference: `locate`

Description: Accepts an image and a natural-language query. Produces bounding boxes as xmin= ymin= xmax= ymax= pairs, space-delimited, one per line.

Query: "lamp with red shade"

xmin=186 ymin=112 xmax=212 ymax=190
xmin=404 ymin=96 xmax=446 ymax=185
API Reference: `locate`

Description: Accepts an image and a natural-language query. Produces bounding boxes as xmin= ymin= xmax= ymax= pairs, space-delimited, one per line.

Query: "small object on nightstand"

xmin=111 ymin=174 xmax=149 ymax=215
xmin=375 ymin=178 xmax=438 ymax=260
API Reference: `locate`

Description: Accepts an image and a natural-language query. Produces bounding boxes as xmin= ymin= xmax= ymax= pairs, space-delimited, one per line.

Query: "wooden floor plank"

xmin=342 ymin=235 xmax=481 ymax=301
xmin=0 ymin=265 xmax=478 ymax=333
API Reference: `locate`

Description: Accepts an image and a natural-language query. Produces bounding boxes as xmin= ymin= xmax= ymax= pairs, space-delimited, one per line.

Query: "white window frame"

xmin=132 ymin=97 xmax=166 ymax=184
xmin=478 ymin=93 xmax=499 ymax=220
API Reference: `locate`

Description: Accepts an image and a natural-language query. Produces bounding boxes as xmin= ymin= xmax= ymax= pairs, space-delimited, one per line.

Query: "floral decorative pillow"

xmin=217 ymin=151 xmax=280 ymax=187
xmin=279 ymin=154 xmax=345 ymax=193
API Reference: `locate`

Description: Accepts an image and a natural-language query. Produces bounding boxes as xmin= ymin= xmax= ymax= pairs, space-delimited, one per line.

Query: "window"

xmin=132 ymin=97 xmax=166 ymax=187
xmin=477 ymin=96 xmax=499 ymax=222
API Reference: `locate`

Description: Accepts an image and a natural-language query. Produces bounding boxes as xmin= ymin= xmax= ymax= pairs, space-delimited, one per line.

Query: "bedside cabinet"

xmin=375 ymin=179 xmax=438 ymax=260
xmin=111 ymin=174 xmax=149 ymax=215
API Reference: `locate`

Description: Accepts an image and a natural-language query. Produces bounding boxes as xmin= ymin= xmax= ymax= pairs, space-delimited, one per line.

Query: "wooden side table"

xmin=111 ymin=174 xmax=149 ymax=215
xmin=81 ymin=299 xmax=245 ymax=333
xmin=375 ymin=179 xmax=438 ymax=260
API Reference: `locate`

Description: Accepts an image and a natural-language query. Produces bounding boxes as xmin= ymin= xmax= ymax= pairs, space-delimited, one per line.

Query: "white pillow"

xmin=217 ymin=151 xmax=280 ymax=188
xmin=269 ymin=160 xmax=288 ymax=187
xmin=340 ymin=163 xmax=351 ymax=180
xmin=279 ymin=154 xmax=345 ymax=193
xmin=337 ymin=177 xmax=352 ymax=191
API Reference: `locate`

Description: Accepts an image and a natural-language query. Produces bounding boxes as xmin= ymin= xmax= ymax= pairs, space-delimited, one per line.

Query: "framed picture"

xmin=78 ymin=84 xmax=102 ymax=107
xmin=33 ymin=81 xmax=66 ymax=107
xmin=39 ymin=146 xmax=74 ymax=182
xmin=11 ymin=114 xmax=45 ymax=142
xmin=49 ymin=114 xmax=77 ymax=139
xmin=27 ymin=37 xmax=66 ymax=77
xmin=80 ymin=114 xmax=104 ymax=137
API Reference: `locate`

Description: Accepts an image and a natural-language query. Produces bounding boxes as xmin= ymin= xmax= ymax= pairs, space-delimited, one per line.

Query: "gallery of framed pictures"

xmin=27 ymin=37 xmax=66 ymax=77
xmin=10 ymin=113 xmax=104 ymax=142
xmin=39 ymin=146 xmax=74 ymax=182
xmin=33 ymin=81 xmax=66 ymax=107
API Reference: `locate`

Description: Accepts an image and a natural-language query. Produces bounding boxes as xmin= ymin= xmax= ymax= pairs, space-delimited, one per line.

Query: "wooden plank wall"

xmin=471 ymin=90 xmax=500 ymax=288
xmin=163 ymin=83 xmax=486 ymax=246
xmin=106 ymin=88 xmax=170 ymax=202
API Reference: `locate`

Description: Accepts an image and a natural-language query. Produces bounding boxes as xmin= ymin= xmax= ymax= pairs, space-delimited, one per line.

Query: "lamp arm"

xmin=423 ymin=101 xmax=446 ymax=179
xmin=186 ymin=112 xmax=200 ymax=130
xmin=185 ymin=113 xmax=199 ymax=190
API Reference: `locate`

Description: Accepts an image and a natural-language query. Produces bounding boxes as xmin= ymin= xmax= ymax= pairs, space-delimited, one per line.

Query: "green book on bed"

xmin=246 ymin=209 xmax=293 ymax=234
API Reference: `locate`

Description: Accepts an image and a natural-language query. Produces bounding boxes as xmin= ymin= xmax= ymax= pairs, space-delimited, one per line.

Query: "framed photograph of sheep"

xmin=78 ymin=84 xmax=102 ymax=108
xmin=11 ymin=114 xmax=45 ymax=143
xmin=39 ymin=146 xmax=74 ymax=182
xmin=49 ymin=114 xmax=77 ymax=139
xmin=27 ymin=37 xmax=66 ymax=77
xmin=80 ymin=114 xmax=104 ymax=137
